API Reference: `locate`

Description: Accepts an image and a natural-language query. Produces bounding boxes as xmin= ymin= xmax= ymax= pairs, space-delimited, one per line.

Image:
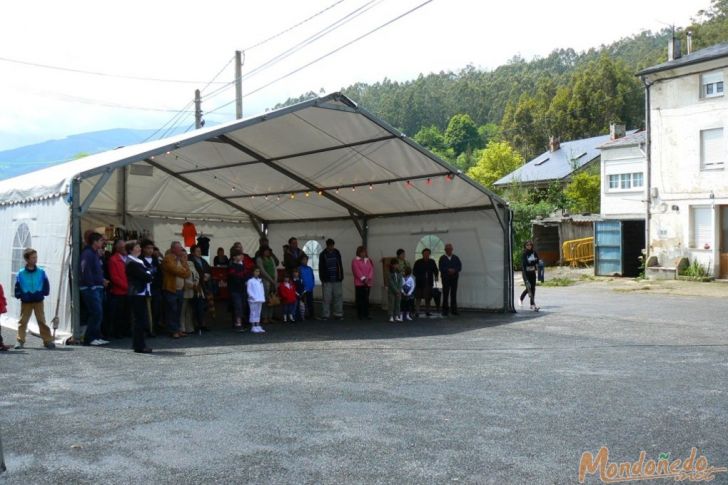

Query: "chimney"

xmin=668 ymin=35 xmax=682 ymax=61
xmin=686 ymin=31 xmax=693 ymax=55
xmin=548 ymin=136 xmax=560 ymax=152
xmin=610 ymin=123 xmax=626 ymax=140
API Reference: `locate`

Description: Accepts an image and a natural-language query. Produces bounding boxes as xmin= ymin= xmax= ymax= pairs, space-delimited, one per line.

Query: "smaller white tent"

xmin=0 ymin=93 xmax=514 ymax=341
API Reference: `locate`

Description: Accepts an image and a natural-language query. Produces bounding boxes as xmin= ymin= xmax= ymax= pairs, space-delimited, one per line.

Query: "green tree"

xmin=444 ymin=113 xmax=481 ymax=155
xmin=466 ymin=141 xmax=524 ymax=189
xmin=563 ymin=172 xmax=601 ymax=213
xmin=414 ymin=125 xmax=446 ymax=151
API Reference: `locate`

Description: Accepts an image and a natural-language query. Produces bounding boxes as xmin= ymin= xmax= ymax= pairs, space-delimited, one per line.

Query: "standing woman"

xmin=125 ymin=241 xmax=153 ymax=353
xmin=256 ymin=247 xmax=278 ymax=324
xmin=351 ymin=246 xmax=374 ymax=320
xmin=519 ymin=240 xmax=540 ymax=311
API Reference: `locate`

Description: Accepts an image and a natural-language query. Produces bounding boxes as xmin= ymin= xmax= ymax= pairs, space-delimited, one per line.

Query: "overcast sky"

xmin=0 ymin=0 xmax=708 ymax=152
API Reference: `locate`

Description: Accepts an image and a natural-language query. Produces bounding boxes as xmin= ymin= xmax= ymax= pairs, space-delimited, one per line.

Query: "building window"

xmin=691 ymin=206 xmax=713 ymax=249
xmin=11 ymin=223 xmax=32 ymax=289
xmin=606 ymin=172 xmax=643 ymax=191
xmin=608 ymin=174 xmax=619 ymax=189
xmin=415 ymin=235 xmax=446 ymax=263
xmin=701 ymin=71 xmax=724 ymax=99
xmin=700 ymin=128 xmax=724 ymax=169
xmin=302 ymin=239 xmax=323 ymax=285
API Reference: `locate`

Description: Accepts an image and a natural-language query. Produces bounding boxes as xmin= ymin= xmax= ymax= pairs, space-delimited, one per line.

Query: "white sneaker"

xmin=90 ymin=339 xmax=108 ymax=346
xmin=282 ymin=315 xmax=288 ymax=323
xmin=405 ymin=314 xmax=413 ymax=321
xmin=250 ymin=326 xmax=259 ymax=333
xmin=289 ymin=315 xmax=295 ymax=322
xmin=388 ymin=317 xmax=394 ymax=323
xmin=519 ymin=299 xmax=523 ymax=307
xmin=258 ymin=326 xmax=266 ymax=333
xmin=395 ymin=316 xmax=403 ymax=322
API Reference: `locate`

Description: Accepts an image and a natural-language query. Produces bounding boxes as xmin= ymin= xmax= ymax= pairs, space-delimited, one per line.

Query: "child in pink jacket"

xmin=351 ymin=246 xmax=374 ymax=320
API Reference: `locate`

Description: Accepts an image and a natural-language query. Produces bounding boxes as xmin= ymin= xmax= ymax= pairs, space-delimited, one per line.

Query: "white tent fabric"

xmin=0 ymin=93 xmax=513 ymax=341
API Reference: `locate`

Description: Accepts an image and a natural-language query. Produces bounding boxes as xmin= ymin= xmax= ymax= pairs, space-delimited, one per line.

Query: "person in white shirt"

xmin=247 ymin=268 xmax=266 ymax=334
xmin=401 ymin=267 xmax=416 ymax=321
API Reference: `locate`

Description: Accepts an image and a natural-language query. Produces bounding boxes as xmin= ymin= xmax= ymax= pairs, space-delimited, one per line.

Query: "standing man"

xmin=412 ymin=248 xmax=439 ymax=318
xmin=14 ymin=248 xmax=55 ymax=349
xmin=318 ymin=238 xmax=344 ymax=320
xmin=438 ymin=243 xmax=462 ymax=316
xmin=107 ymin=239 xmax=130 ymax=338
xmin=141 ymin=239 xmax=161 ymax=337
xmin=284 ymin=237 xmax=303 ymax=276
xmin=80 ymin=233 xmax=110 ymax=346
xmin=162 ymin=241 xmax=191 ymax=339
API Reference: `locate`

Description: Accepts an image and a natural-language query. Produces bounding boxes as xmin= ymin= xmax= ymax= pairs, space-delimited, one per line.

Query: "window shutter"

xmin=701 ymin=128 xmax=724 ymax=168
xmin=692 ymin=207 xmax=713 ymax=248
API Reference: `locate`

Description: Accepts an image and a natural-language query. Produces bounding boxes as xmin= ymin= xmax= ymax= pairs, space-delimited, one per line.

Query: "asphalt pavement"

xmin=0 ymin=283 xmax=726 ymax=484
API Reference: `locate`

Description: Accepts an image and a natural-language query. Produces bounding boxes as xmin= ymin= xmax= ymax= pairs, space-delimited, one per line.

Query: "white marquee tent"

xmin=0 ymin=93 xmax=514 ymax=341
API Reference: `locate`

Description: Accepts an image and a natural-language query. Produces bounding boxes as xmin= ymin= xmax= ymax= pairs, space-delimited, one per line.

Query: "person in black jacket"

xmin=413 ymin=248 xmax=439 ymax=317
xmin=318 ymin=238 xmax=344 ymax=320
xmin=125 ymin=241 xmax=154 ymax=353
xmin=519 ymin=240 xmax=540 ymax=311
xmin=438 ymin=243 xmax=462 ymax=316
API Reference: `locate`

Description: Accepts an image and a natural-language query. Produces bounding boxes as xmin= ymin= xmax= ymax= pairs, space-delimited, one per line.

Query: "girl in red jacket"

xmin=0 ymin=284 xmax=10 ymax=351
xmin=277 ymin=275 xmax=298 ymax=323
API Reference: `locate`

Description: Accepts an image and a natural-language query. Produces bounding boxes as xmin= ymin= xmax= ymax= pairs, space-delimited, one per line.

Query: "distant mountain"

xmin=0 ymin=127 xmax=189 ymax=181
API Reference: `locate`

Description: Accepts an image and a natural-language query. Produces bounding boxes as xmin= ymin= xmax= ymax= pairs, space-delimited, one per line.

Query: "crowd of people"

xmin=0 ymin=228 xmax=546 ymax=354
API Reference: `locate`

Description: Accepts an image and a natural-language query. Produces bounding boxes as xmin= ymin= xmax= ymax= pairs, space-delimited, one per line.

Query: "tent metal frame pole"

xmin=180 ymin=134 xmax=397 ymax=176
xmin=79 ymin=170 xmax=114 ymax=215
xmin=484 ymin=194 xmax=514 ymax=313
xmin=217 ymin=134 xmax=368 ymax=217
xmin=224 ymin=171 xmax=452 ymax=200
xmin=362 ymin=217 xmax=369 ymax=247
xmin=144 ymin=159 xmax=266 ymax=238
xmin=70 ymin=178 xmax=82 ymax=340
xmin=349 ymin=211 xmax=364 ymax=241
xmin=266 ymin=205 xmax=495 ymax=225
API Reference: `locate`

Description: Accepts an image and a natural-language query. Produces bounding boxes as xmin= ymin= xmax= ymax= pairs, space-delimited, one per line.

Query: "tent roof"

xmin=0 ymin=93 xmax=504 ymax=223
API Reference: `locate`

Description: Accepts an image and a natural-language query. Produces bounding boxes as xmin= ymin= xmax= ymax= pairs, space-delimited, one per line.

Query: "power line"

xmin=241 ymin=0 xmax=384 ymax=82
xmin=0 ymin=55 xmax=230 ymax=85
xmin=241 ymin=0 xmax=348 ymax=51
xmin=207 ymin=0 xmax=436 ymax=114
xmin=256 ymin=0 xmax=434 ymax=92
xmin=30 ymin=90 xmax=195 ymax=113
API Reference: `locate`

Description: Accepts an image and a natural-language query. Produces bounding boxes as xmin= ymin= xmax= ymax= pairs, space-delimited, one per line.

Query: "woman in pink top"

xmin=352 ymin=246 xmax=374 ymax=320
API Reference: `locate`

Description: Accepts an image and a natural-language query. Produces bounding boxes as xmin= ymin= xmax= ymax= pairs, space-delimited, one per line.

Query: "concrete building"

xmin=594 ymin=130 xmax=646 ymax=276
xmin=638 ymin=41 xmax=728 ymax=279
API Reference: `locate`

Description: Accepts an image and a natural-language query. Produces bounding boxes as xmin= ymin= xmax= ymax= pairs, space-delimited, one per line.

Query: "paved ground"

xmin=1 ymin=281 xmax=727 ymax=484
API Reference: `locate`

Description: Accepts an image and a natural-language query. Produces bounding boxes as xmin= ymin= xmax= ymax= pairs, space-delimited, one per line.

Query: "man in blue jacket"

xmin=438 ymin=243 xmax=462 ymax=316
xmin=79 ymin=233 xmax=109 ymax=346
xmin=14 ymin=248 xmax=54 ymax=349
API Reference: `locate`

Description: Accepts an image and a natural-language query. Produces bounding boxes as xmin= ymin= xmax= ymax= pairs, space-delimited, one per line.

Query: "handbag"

xmin=267 ymin=293 xmax=281 ymax=307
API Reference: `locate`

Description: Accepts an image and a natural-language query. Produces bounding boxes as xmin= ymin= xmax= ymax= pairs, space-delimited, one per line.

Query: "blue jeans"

xmin=163 ymin=290 xmax=184 ymax=332
xmin=283 ymin=303 xmax=296 ymax=318
xmin=81 ymin=287 xmax=104 ymax=343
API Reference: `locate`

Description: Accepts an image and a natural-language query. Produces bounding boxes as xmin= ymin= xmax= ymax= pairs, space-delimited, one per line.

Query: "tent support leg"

xmin=487 ymin=196 xmax=514 ymax=313
xmin=70 ymin=179 xmax=82 ymax=340
xmin=362 ymin=217 xmax=369 ymax=248
xmin=80 ymin=170 xmax=113 ymax=215
xmin=349 ymin=211 xmax=365 ymax=242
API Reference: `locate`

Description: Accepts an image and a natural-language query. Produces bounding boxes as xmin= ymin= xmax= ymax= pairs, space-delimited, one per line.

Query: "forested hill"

xmin=275 ymin=0 xmax=728 ymax=163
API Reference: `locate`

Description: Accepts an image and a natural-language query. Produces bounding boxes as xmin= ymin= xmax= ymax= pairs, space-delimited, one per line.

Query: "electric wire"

xmin=206 ymin=0 xmax=436 ymax=116
xmin=0 ymin=55 xmax=230 ymax=85
xmin=240 ymin=0 xmax=348 ymax=51
xmin=241 ymin=0 xmax=384 ymax=82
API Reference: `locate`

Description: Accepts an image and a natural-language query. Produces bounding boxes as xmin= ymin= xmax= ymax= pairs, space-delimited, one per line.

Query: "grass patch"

xmin=541 ymin=277 xmax=576 ymax=287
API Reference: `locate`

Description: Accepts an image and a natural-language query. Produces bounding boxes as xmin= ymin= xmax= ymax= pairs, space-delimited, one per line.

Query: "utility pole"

xmin=235 ymin=50 xmax=243 ymax=119
xmin=194 ymin=89 xmax=203 ymax=129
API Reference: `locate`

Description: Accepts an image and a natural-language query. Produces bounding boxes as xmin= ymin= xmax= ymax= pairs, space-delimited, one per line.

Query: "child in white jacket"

xmin=401 ymin=267 xmax=416 ymax=321
xmin=247 ymin=268 xmax=266 ymax=334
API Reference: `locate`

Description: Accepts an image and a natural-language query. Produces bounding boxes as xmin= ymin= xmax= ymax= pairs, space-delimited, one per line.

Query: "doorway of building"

xmin=720 ymin=206 xmax=728 ymax=279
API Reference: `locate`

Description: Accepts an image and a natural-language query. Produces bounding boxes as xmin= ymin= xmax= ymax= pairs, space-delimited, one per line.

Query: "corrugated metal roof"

xmin=599 ymin=130 xmax=646 ymax=149
xmin=494 ymin=131 xmax=637 ymax=186
xmin=636 ymin=42 xmax=728 ymax=76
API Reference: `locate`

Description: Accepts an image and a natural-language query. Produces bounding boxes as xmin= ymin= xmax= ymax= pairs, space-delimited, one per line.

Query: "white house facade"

xmin=593 ymin=130 xmax=647 ymax=277
xmin=639 ymin=42 xmax=728 ymax=279
xmin=599 ymin=131 xmax=647 ymax=220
